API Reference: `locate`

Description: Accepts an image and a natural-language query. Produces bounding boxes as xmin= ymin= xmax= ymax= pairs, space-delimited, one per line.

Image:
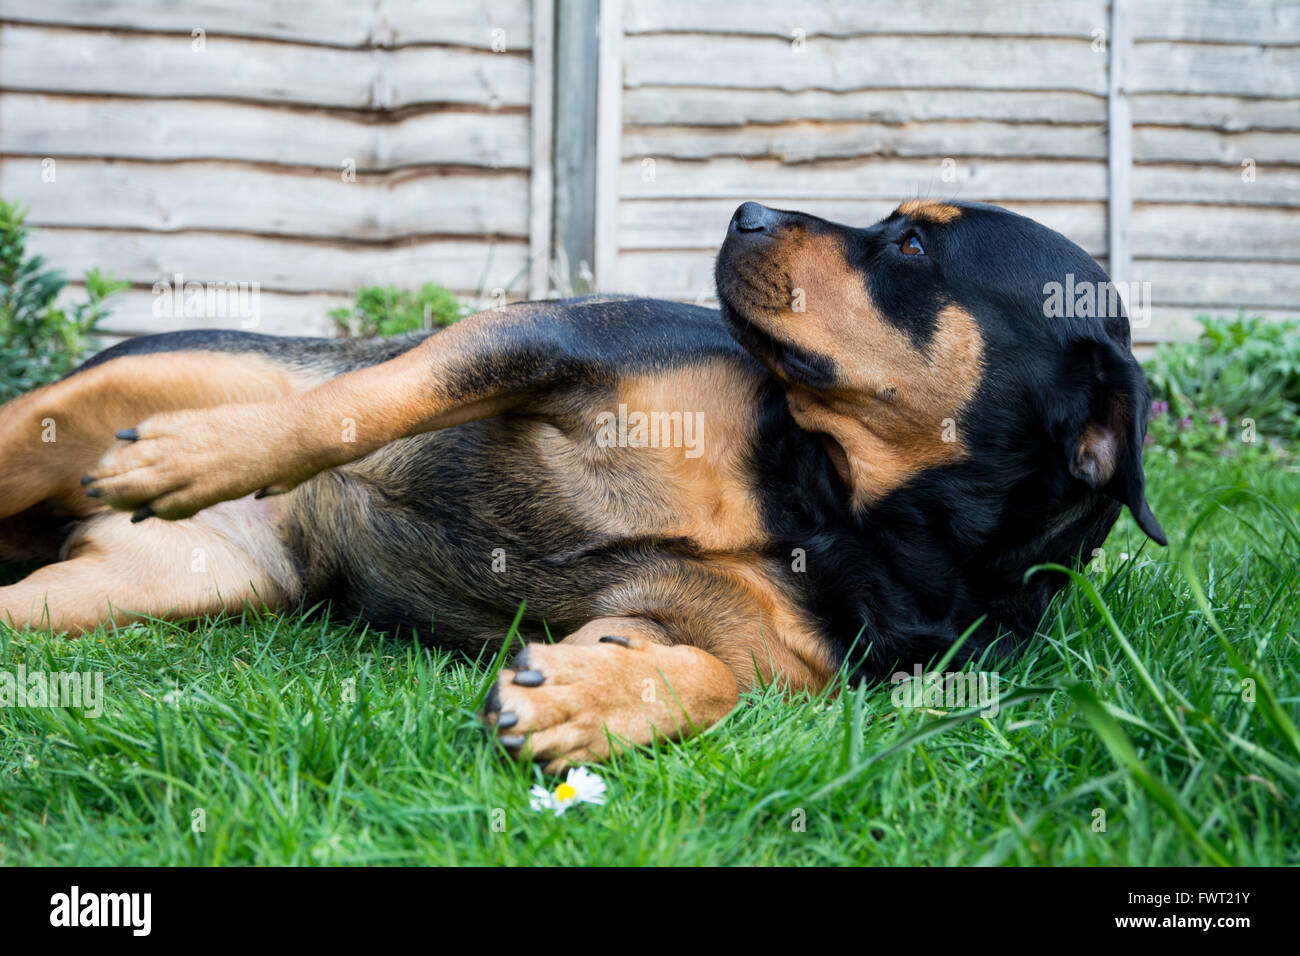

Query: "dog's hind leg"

xmin=0 ymin=349 xmax=300 ymax=560
xmin=0 ymin=497 xmax=300 ymax=634
xmin=80 ymin=300 xmax=679 ymax=519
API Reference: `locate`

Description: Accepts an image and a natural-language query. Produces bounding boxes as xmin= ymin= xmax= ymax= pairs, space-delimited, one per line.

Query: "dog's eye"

xmin=901 ymin=235 xmax=925 ymax=256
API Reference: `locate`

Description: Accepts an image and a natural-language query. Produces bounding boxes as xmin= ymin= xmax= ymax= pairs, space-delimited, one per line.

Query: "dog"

xmin=0 ymin=200 xmax=1164 ymax=771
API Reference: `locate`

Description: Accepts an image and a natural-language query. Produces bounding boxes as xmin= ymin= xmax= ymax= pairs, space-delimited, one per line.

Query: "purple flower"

xmin=1151 ymin=400 xmax=1169 ymax=416
xmin=1180 ymin=416 xmax=1193 ymax=429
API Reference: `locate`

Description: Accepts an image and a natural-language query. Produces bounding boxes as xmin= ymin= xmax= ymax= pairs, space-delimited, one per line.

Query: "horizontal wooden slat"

xmin=58 ymin=285 xmax=348 ymax=337
xmin=1130 ymin=41 xmax=1300 ymax=97
xmin=1132 ymin=205 xmax=1300 ymax=261
xmin=0 ymin=24 xmax=531 ymax=109
xmin=625 ymin=0 xmax=1107 ymax=38
xmin=1131 ymin=164 xmax=1300 ymax=206
xmin=1136 ymin=307 xmax=1298 ymax=343
xmin=624 ymin=34 xmax=1108 ymax=94
xmin=29 ymin=228 xmax=530 ymax=295
xmin=1133 ymin=126 xmax=1300 ymax=165
xmin=1133 ymin=310 xmax=1209 ymax=344
xmin=0 ymin=94 xmax=530 ymax=170
xmin=613 ymin=250 xmax=716 ymax=301
xmin=624 ymin=87 xmax=1107 ymax=126
xmin=622 ymin=1 xmax=1294 ymax=49
xmin=623 ymin=86 xmax=1300 ymax=133
xmin=624 ymin=120 xmax=1106 ymax=162
xmin=1 ymin=159 xmax=529 ymax=239
xmin=619 ymin=158 xmax=1300 ymax=208
xmin=1131 ymin=1 xmax=1300 ymax=44
xmin=621 ymin=157 xmax=1108 ymax=201
xmin=1132 ymin=259 xmax=1300 ymax=310
xmin=1129 ymin=93 xmax=1300 ymax=132
xmin=0 ymin=0 xmax=533 ymax=50
xmin=618 ymin=199 xmax=1108 ymax=255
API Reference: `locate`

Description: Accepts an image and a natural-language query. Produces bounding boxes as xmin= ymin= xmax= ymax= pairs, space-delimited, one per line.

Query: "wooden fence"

xmin=1 ymin=0 xmax=1296 ymax=344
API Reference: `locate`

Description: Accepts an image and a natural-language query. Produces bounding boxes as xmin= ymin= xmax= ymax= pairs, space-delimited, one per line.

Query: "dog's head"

xmin=715 ymin=199 xmax=1165 ymax=558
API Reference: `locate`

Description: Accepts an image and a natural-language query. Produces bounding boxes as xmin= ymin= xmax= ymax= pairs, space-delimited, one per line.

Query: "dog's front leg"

xmin=482 ymin=617 xmax=741 ymax=774
xmin=80 ymin=305 xmax=614 ymax=520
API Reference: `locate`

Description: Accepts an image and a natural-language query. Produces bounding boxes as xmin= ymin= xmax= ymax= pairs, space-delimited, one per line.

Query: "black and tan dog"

xmin=0 ymin=200 xmax=1164 ymax=770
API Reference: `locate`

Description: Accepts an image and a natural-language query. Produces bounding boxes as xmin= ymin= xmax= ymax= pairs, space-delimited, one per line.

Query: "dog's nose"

xmin=731 ymin=202 xmax=773 ymax=234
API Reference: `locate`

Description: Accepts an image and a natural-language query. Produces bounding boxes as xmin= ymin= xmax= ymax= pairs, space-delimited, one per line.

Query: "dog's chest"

xmin=529 ymin=363 xmax=771 ymax=554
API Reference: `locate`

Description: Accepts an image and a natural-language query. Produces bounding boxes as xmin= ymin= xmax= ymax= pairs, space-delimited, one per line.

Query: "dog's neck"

xmin=763 ymin=402 xmax=1117 ymax=679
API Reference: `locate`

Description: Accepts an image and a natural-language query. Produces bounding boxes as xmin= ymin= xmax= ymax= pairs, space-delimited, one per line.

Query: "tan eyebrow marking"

xmin=897 ymin=200 xmax=962 ymax=224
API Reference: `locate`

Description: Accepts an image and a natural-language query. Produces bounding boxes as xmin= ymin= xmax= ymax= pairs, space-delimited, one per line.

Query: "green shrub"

xmin=0 ymin=199 xmax=128 ymax=403
xmin=328 ymin=283 xmax=468 ymax=338
xmin=1143 ymin=313 xmax=1300 ymax=459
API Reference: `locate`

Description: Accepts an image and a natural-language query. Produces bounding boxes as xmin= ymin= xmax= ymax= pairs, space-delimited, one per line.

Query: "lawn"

xmin=1 ymin=445 xmax=1295 ymax=867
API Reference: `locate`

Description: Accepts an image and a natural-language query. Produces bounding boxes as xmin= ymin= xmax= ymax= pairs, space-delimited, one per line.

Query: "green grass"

xmin=1 ymin=450 xmax=1297 ymax=866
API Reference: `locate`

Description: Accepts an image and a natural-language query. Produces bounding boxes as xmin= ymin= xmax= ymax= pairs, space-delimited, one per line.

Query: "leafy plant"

xmin=328 ymin=283 xmax=468 ymax=338
xmin=1143 ymin=313 xmax=1300 ymax=459
xmin=0 ymin=199 xmax=128 ymax=403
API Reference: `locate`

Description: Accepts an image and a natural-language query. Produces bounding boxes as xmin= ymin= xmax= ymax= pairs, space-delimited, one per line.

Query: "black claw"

xmin=130 ymin=507 xmax=154 ymax=523
xmin=80 ymin=473 xmax=95 ymax=486
xmin=84 ymin=487 xmax=103 ymax=498
xmin=483 ymin=683 xmax=501 ymax=715
xmin=253 ymin=487 xmax=270 ymax=500
xmin=496 ymin=712 xmax=518 ymax=729
xmin=116 ymin=428 xmax=139 ymax=441
xmin=498 ymin=734 xmax=526 ymax=749
xmin=512 ymin=669 xmax=545 ymax=687
xmin=508 ymin=647 xmax=531 ymax=671
xmin=599 ymin=634 xmax=631 ymax=647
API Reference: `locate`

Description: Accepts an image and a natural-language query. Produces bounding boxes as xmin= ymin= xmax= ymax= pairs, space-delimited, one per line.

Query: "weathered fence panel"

xmin=1 ymin=0 xmax=1295 ymax=344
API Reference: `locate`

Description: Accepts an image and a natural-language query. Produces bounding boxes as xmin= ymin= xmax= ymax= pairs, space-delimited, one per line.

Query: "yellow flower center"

xmin=555 ymin=783 xmax=577 ymax=802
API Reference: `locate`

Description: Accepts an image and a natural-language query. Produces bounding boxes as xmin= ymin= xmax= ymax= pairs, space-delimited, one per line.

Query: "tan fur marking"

xmin=0 ymin=351 xmax=300 ymax=522
xmin=609 ymin=363 xmax=765 ymax=552
xmin=0 ymin=498 xmax=300 ymax=633
xmin=594 ymin=558 xmax=836 ymax=693
xmin=752 ymin=228 xmax=986 ymax=508
xmin=897 ymin=200 xmax=962 ymax=223
xmin=1073 ymin=422 xmax=1119 ymax=487
xmin=704 ymin=556 xmax=838 ymax=690
xmin=489 ymin=617 xmax=740 ymax=772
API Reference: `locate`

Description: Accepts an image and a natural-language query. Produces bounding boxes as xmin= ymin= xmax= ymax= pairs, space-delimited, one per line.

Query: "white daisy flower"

xmin=529 ymin=767 xmax=607 ymax=815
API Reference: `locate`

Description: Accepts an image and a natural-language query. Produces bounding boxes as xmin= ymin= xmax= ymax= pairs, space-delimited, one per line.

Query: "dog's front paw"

xmin=81 ymin=403 xmax=305 ymax=520
xmin=481 ymin=637 xmax=738 ymax=774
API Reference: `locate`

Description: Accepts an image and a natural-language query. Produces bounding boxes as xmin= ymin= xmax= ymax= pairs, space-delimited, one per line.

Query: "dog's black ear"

xmin=1063 ymin=337 xmax=1167 ymax=546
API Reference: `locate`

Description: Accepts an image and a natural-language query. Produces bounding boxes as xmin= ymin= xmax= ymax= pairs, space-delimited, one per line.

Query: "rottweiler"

xmin=0 ymin=200 xmax=1164 ymax=770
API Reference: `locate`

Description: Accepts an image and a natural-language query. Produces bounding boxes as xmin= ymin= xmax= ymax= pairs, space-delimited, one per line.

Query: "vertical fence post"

xmin=1107 ymin=0 xmax=1132 ymax=295
xmin=552 ymin=0 xmax=600 ymax=294
xmin=528 ymin=0 xmax=555 ymax=299
xmin=593 ymin=0 xmax=623 ymax=291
